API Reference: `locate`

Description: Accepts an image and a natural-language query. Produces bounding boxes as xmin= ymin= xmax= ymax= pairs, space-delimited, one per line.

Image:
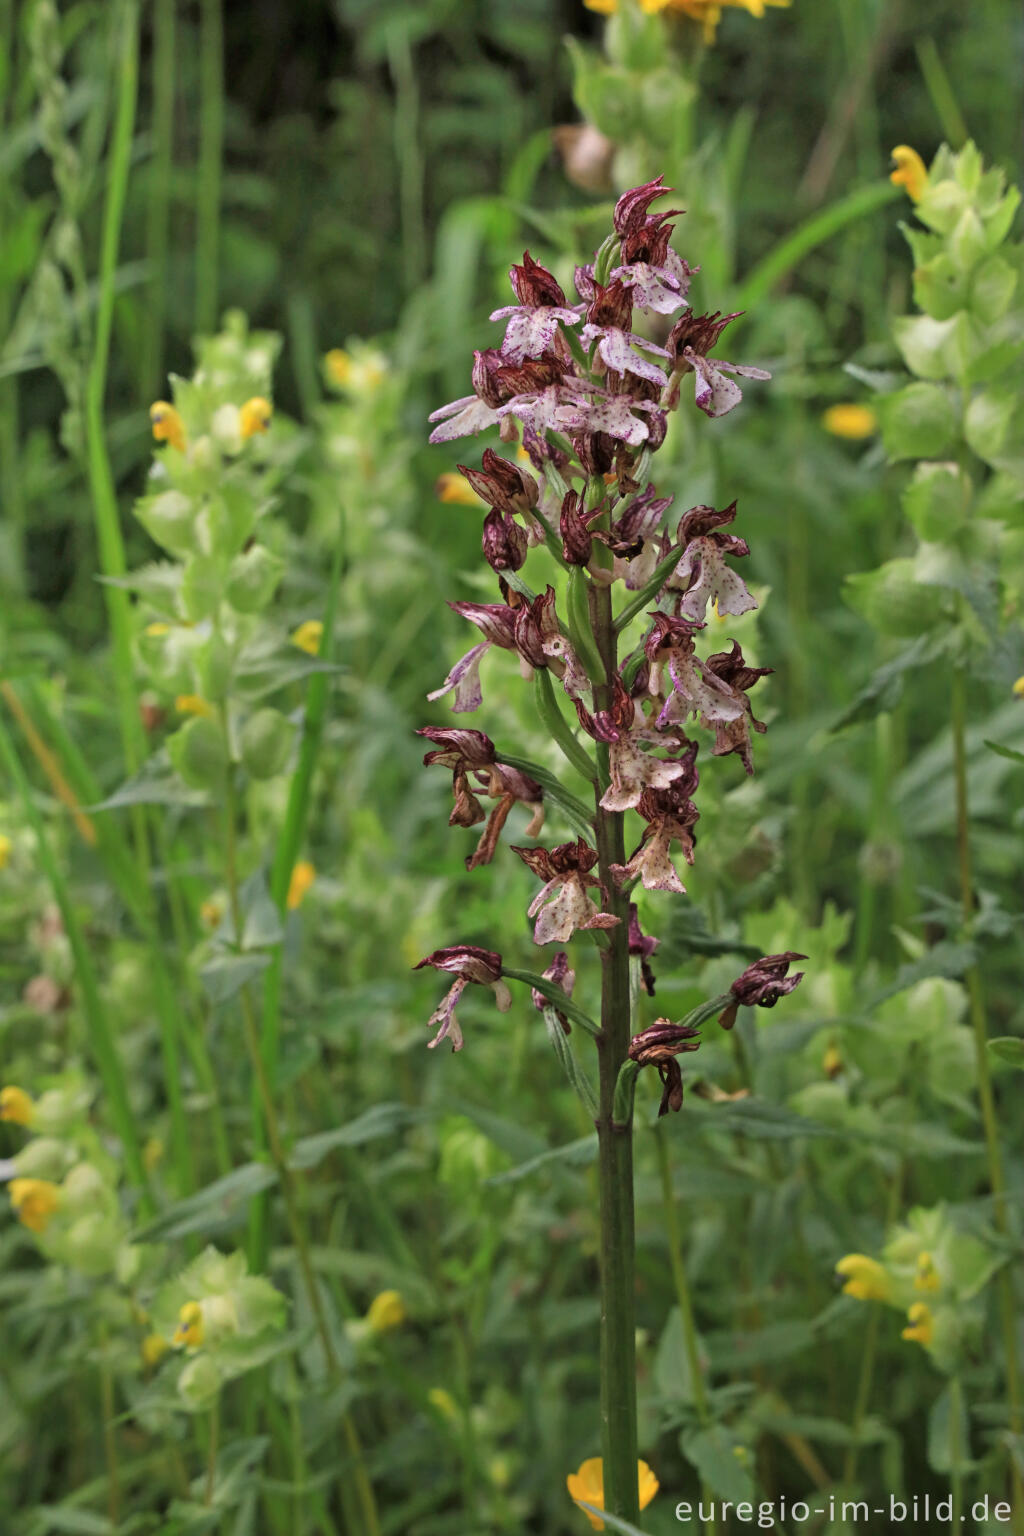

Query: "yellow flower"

xmin=823 ymin=403 xmax=878 ymax=440
xmin=902 ymin=1301 xmax=934 ymax=1348
xmin=200 ymin=899 xmax=223 ymax=930
xmin=1013 ymin=676 xmax=1024 ymax=698
xmin=822 ymin=1044 xmax=843 ymax=1078
xmin=0 ymin=1086 xmax=35 ymax=1126
xmin=566 ymin=1458 xmax=659 ymax=1531
xmin=149 ymin=401 xmax=186 ymax=452
xmin=365 ymin=1289 xmax=405 ymax=1335
xmin=914 ymin=1251 xmax=940 ymax=1292
xmin=9 ymin=1178 xmax=60 ymax=1233
xmin=584 ymin=0 xmax=790 ymax=42
xmin=174 ymin=1301 xmax=205 ymax=1350
xmin=291 ymin=619 xmax=324 ymax=656
xmin=0 ymin=833 xmax=12 ymax=869
xmin=239 ymin=396 xmax=272 ymax=439
xmin=175 ymin=694 xmax=216 ymax=720
xmin=435 ymin=473 xmax=484 ymax=507
xmin=890 ymin=145 xmax=928 ymax=203
xmin=145 ymin=622 xmax=171 ymax=637
xmin=325 ymin=348 xmax=387 ymax=393
xmin=286 ymin=860 xmax=316 ymax=911
xmin=141 ymin=1333 xmax=170 ymax=1368
xmin=835 ymin=1253 xmax=891 ymax=1302
xmin=428 ymin=1387 xmax=459 ymax=1421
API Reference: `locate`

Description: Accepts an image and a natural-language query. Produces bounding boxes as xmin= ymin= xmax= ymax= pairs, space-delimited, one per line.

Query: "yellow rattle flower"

xmin=0 ymin=833 xmax=12 ymax=870
xmin=567 ymin=1458 xmax=659 ymax=1531
xmin=835 ymin=1253 xmax=891 ymax=1302
xmin=174 ymin=1301 xmax=205 ymax=1350
xmin=149 ymin=401 xmax=187 ymax=451
xmin=890 ymin=145 xmax=928 ymax=203
xmin=0 ymin=1086 xmax=35 ymax=1126
xmin=365 ymin=1289 xmax=405 ymax=1335
xmin=239 ymin=396 xmax=272 ymax=439
xmin=286 ymin=860 xmax=316 ymax=911
xmin=291 ymin=620 xmax=324 ymax=656
xmin=141 ymin=1333 xmax=170 ymax=1368
xmin=822 ymin=403 xmax=878 ymax=440
xmin=175 ymin=694 xmax=216 ymax=720
xmin=902 ymin=1301 xmax=934 ymax=1348
xmin=914 ymin=1251 xmax=940 ymax=1292
xmin=9 ymin=1178 xmax=60 ymax=1233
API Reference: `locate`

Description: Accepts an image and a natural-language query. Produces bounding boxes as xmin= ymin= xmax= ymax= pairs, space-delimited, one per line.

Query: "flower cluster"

xmin=416 ymin=176 xmax=803 ymax=1110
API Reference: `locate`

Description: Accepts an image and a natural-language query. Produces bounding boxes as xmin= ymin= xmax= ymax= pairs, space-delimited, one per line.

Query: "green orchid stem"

xmin=655 ymin=1127 xmax=716 ymax=1536
xmin=221 ymin=753 xmax=381 ymax=1536
xmin=590 ymin=578 xmax=641 ymax=1526
xmin=951 ymin=665 xmax=1024 ymax=1525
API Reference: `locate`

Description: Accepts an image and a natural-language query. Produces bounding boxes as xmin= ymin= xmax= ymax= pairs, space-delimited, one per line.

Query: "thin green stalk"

xmin=915 ymin=38 xmax=969 ymax=148
xmin=99 ymin=1332 xmax=121 ymax=1526
xmin=204 ymin=1399 xmax=219 ymax=1505
xmin=221 ymin=752 xmax=381 ymax=1536
xmin=142 ymin=0 xmax=175 ymax=397
xmin=386 ymin=24 xmax=426 ymax=295
xmin=949 ymin=1375 xmax=963 ymax=1535
xmin=591 ymin=578 xmax=640 ymax=1526
xmin=843 ymin=1169 xmax=902 ymax=1485
xmin=0 ymin=713 xmax=152 ymax=1211
xmin=195 ymin=0 xmax=223 ymax=332
xmin=655 ymin=1128 xmax=715 ymax=1536
xmin=84 ymin=0 xmax=148 ymax=860
xmin=951 ymin=665 xmax=1024 ymax=1525
xmin=250 ymin=510 xmax=346 ymax=1265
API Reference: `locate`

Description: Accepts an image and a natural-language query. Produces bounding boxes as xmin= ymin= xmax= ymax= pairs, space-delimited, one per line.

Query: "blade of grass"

xmin=0 ymin=711 xmax=153 ymax=1213
xmin=915 ymin=38 xmax=969 ymax=148
xmin=141 ymin=0 xmax=175 ymax=397
xmin=195 ymin=0 xmax=223 ymax=332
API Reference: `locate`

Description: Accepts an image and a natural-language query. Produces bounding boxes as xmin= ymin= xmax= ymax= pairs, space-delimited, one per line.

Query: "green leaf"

xmin=984 ymin=739 xmax=1024 ymax=765
xmin=233 ymin=640 xmax=342 ymax=702
xmin=87 ymin=751 xmax=209 ymax=811
xmin=200 ymin=951 xmax=271 ymax=1004
xmin=501 ymin=966 xmax=601 ymax=1035
xmin=98 ymin=561 xmax=182 ymax=607
xmin=864 ymin=941 xmax=976 ymax=1009
xmin=132 ymin=1163 xmax=277 ymax=1242
xmin=289 ymin=1103 xmax=420 ymax=1170
xmin=681 ymin=1424 xmax=755 ymax=1505
xmin=901 ymin=461 xmax=968 ymax=541
xmin=496 ymin=751 xmax=594 ymax=838
xmin=485 ymin=1135 xmax=596 ymax=1186
xmin=878 ymin=381 xmax=958 ymax=461
xmin=32 ymin=1513 xmax=116 ymax=1536
xmin=831 ymin=633 xmax=948 ymax=731
xmin=545 ymin=1007 xmax=599 ymax=1118
xmin=654 ymin=1306 xmax=697 ymax=1406
xmin=893 ymin=313 xmax=965 ymax=380
xmin=965 ymin=385 xmax=1018 ymax=464
xmin=573 ymin=1509 xmax=648 ymax=1536
xmin=927 ymin=1382 xmax=973 ymax=1476
xmin=988 ymin=1036 xmax=1024 ymax=1068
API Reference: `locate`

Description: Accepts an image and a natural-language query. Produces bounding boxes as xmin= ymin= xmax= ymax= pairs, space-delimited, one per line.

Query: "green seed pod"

xmin=196 ymin=631 xmax=233 ymax=702
xmin=845 ymin=558 xmax=940 ymax=638
xmin=167 ymin=716 xmax=228 ymax=791
xmin=226 ymin=544 xmax=284 ymax=613
xmin=135 ymin=489 xmax=199 ymax=557
xmin=182 ymin=554 xmax=224 ymax=622
xmin=240 ymin=708 xmax=295 ymax=780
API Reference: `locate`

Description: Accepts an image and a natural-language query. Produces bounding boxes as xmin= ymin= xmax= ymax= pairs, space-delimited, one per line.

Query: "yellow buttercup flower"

xmin=9 ymin=1178 xmax=60 ymax=1233
xmin=174 ymin=1301 xmax=205 ymax=1350
xmin=890 ymin=145 xmax=928 ymax=203
xmin=567 ymin=1458 xmax=659 ymax=1531
xmin=141 ymin=1332 xmax=170 ymax=1368
xmin=835 ymin=1253 xmax=891 ymax=1302
xmin=0 ymin=834 xmax=12 ymax=869
xmin=149 ymin=401 xmax=186 ymax=452
xmin=902 ymin=1301 xmax=934 ymax=1348
xmin=365 ymin=1289 xmax=405 ymax=1335
xmin=175 ymin=694 xmax=216 ymax=720
xmin=436 ymin=473 xmax=484 ymax=507
xmin=239 ymin=396 xmax=272 ymax=439
xmin=287 ymin=860 xmax=316 ymax=911
xmin=823 ymin=403 xmax=878 ymax=440
xmin=0 ymin=1086 xmax=35 ymax=1126
xmin=914 ymin=1251 xmax=940 ymax=1292
xmin=291 ymin=620 xmax=324 ymax=656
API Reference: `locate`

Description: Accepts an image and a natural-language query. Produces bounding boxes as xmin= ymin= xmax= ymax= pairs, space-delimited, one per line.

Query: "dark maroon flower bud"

xmin=509 ymin=250 xmax=567 ymax=308
xmin=628 ymin=904 xmax=659 ymax=996
xmin=573 ymin=431 xmax=616 ymax=478
xmin=457 ymin=447 xmax=539 ymax=517
xmin=531 ymin=950 xmax=576 ymax=1034
xmin=645 ymin=410 xmax=668 ymax=451
xmin=418 ymin=726 xmax=496 ymax=772
xmin=414 ymin=945 xmax=512 ymax=1051
xmin=585 ymin=277 xmax=633 ymax=332
xmin=667 ymin=310 xmax=741 ymax=364
xmin=520 ymin=424 xmax=571 ymax=474
xmin=472 ymin=347 xmax=512 ymax=409
xmin=717 ymin=951 xmax=806 ymax=1030
xmin=628 ymin=1016 xmax=701 ymax=1116
xmin=643 ymin=612 xmax=704 ymax=666
xmin=573 ymin=674 xmax=635 ymax=742
xmin=483 ymin=509 xmax=528 ymax=572
xmin=676 ymin=499 xmax=740 ymax=542
xmin=613 ymin=176 xmax=684 ymax=266
xmin=592 ymin=485 xmax=674 ymax=559
xmin=513 ymin=585 xmax=559 ymax=668
xmin=613 ymin=176 xmax=677 ymax=241
xmin=560 ymin=490 xmax=592 ymax=565
xmin=448 ymin=599 xmax=517 ymax=650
